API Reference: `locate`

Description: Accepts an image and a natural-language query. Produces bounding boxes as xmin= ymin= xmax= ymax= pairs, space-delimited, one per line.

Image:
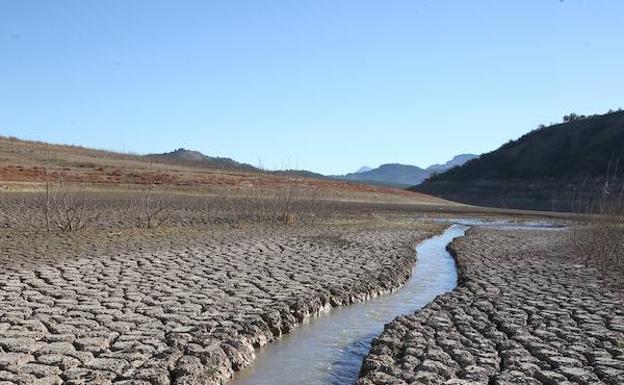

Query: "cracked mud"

xmin=358 ymin=227 xmax=624 ymax=385
xmin=0 ymin=221 xmax=440 ymax=385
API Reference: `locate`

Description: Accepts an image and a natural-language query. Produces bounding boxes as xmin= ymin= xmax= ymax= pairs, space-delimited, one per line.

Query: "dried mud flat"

xmin=358 ymin=227 xmax=624 ymax=385
xmin=0 ymin=220 xmax=442 ymax=385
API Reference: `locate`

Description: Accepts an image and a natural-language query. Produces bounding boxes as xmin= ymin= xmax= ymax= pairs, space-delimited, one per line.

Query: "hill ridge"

xmin=413 ymin=110 xmax=624 ymax=210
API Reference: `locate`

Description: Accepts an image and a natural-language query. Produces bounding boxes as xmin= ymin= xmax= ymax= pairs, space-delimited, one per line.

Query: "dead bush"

xmin=0 ymin=191 xmax=35 ymax=230
xmin=571 ymin=172 xmax=624 ymax=279
xmin=44 ymin=177 xmax=99 ymax=232
xmin=0 ymin=174 xmax=99 ymax=232
xmin=212 ymin=178 xmax=332 ymax=228
xmin=131 ymin=183 xmax=171 ymax=228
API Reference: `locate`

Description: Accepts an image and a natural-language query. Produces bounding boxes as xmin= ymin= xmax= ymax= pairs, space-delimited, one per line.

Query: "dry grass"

xmin=1 ymin=181 xmax=336 ymax=232
xmin=571 ymin=173 xmax=624 ymax=281
xmin=221 ymin=184 xmax=332 ymax=228
xmin=0 ymin=175 xmax=100 ymax=232
xmin=130 ymin=183 xmax=172 ymax=229
xmin=2 ymin=136 xmax=575 ymax=238
xmin=0 ymin=136 xmax=455 ymax=206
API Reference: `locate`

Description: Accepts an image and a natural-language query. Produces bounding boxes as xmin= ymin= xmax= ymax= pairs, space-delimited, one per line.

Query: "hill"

xmin=413 ymin=110 xmax=624 ymax=210
xmin=339 ymin=154 xmax=478 ymax=187
xmin=341 ymin=164 xmax=429 ymax=187
xmin=145 ymin=148 xmax=257 ymax=172
xmin=0 ymin=136 xmax=452 ymax=205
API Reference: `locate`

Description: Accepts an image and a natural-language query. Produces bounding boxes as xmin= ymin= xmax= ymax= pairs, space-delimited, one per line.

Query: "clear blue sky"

xmin=1 ymin=1 xmax=623 ymax=174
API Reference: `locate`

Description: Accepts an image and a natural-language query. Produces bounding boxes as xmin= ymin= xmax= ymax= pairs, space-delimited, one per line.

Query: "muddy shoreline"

xmin=357 ymin=227 xmax=624 ymax=385
xmin=0 ymin=219 xmax=444 ymax=385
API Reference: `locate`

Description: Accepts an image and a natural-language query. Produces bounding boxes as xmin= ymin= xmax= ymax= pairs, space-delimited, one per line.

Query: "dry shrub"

xmin=0 ymin=191 xmax=36 ymax=230
xmin=571 ymin=174 xmax=624 ymax=279
xmin=3 ymin=152 xmax=100 ymax=232
xmin=43 ymin=177 xmax=99 ymax=232
xmin=130 ymin=183 xmax=171 ymax=228
xmin=215 ymin=179 xmax=333 ymax=228
xmin=0 ymin=175 xmax=99 ymax=232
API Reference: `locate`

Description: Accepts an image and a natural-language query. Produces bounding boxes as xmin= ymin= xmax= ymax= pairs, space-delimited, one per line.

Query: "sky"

xmin=1 ymin=1 xmax=623 ymax=175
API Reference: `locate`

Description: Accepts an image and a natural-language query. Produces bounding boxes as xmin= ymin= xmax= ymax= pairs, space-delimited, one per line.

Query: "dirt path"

xmin=357 ymin=227 xmax=624 ymax=385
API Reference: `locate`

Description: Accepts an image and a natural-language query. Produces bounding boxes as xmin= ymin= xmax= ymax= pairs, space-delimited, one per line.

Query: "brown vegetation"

xmin=215 ymin=179 xmax=333 ymax=228
xmin=0 ymin=136 xmax=450 ymax=205
xmin=571 ymin=175 xmax=624 ymax=281
xmin=0 ymin=135 xmax=468 ymax=237
xmin=0 ymin=174 xmax=99 ymax=232
xmin=1 ymin=136 xmax=573 ymax=236
xmin=131 ymin=183 xmax=171 ymax=229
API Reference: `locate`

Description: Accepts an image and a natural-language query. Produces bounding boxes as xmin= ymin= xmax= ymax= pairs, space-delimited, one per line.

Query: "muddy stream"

xmin=231 ymin=220 xmax=560 ymax=385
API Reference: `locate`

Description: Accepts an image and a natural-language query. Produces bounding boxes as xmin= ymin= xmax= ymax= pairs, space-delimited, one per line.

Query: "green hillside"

xmin=412 ymin=110 xmax=624 ymax=211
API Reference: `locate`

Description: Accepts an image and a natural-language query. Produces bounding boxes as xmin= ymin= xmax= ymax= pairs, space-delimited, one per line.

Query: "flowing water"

xmin=231 ymin=224 xmax=468 ymax=385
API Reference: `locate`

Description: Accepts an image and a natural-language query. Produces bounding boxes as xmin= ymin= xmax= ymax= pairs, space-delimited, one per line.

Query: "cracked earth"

xmin=358 ymin=227 xmax=624 ymax=385
xmin=0 ymin=221 xmax=441 ymax=385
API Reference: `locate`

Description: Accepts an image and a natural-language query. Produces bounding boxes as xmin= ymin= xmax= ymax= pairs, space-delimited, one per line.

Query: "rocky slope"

xmin=357 ymin=227 xmax=624 ymax=385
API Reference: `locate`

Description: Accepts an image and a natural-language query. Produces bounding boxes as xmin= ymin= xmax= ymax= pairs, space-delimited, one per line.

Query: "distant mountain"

xmin=426 ymin=154 xmax=479 ymax=173
xmin=412 ymin=110 xmax=624 ymax=211
xmin=336 ymin=155 xmax=478 ymax=187
xmin=144 ymin=148 xmax=258 ymax=172
xmin=341 ymin=164 xmax=429 ymax=187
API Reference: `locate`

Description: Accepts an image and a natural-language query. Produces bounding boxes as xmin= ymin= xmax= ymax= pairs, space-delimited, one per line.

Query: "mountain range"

xmin=337 ymin=154 xmax=479 ymax=187
xmin=146 ymin=149 xmax=478 ymax=187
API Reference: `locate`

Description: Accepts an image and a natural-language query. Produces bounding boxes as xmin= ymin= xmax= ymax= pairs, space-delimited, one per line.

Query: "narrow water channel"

xmin=231 ymin=224 xmax=469 ymax=385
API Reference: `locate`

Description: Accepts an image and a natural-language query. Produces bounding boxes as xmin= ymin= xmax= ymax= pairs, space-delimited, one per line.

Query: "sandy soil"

xmin=357 ymin=227 xmax=624 ymax=385
xmin=0 ymin=216 xmax=444 ymax=385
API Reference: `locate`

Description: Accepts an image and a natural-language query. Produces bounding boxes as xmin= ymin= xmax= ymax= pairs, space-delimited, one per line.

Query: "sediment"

xmin=357 ymin=227 xmax=624 ymax=385
xmin=0 ymin=221 xmax=441 ymax=385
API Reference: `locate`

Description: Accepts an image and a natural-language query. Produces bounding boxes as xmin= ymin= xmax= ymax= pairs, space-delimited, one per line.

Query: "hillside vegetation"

xmin=413 ymin=110 xmax=624 ymax=210
xmin=0 ymin=136 xmax=449 ymax=205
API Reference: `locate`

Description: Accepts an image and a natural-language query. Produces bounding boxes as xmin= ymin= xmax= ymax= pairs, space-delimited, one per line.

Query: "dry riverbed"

xmin=0 ymin=217 xmax=443 ymax=385
xmin=358 ymin=227 xmax=624 ymax=385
